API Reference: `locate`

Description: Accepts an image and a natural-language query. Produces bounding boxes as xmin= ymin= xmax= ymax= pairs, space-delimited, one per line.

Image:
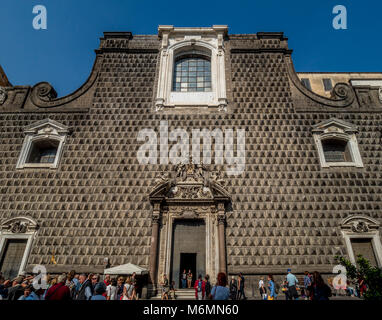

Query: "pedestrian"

xmin=267 ymin=274 xmax=277 ymax=300
xmin=237 ymin=272 xmax=247 ymax=300
xmin=7 ymin=276 xmax=25 ymax=300
xmin=210 ymin=272 xmax=230 ymax=300
xmin=76 ymin=273 xmax=93 ymax=300
xmin=90 ymin=282 xmax=107 ymax=300
xmin=181 ymin=270 xmax=187 ymax=289
xmin=303 ymin=271 xmax=312 ymax=300
xmin=187 ymin=270 xmax=193 ymax=288
xmin=259 ymin=277 xmax=267 ymax=300
xmin=358 ymin=274 xmax=367 ymax=298
xmin=106 ymin=278 xmax=117 ymax=300
xmin=204 ymin=275 xmax=211 ymax=300
xmin=45 ymin=274 xmax=71 ymax=300
xmin=66 ymin=270 xmax=79 ymax=299
xmin=229 ymin=276 xmax=237 ymax=300
xmin=161 ymin=274 xmax=169 ymax=300
xmin=194 ymin=274 xmax=205 ymax=300
xmin=286 ymin=268 xmax=299 ymax=300
xmin=312 ymin=271 xmax=331 ymax=301
xmin=281 ymin=280 xmax=289 ymax=300
xmin=116 ymin=276 xmax=125 ymax=300
xmin=169 ymin=281 xmax=176 ymax=299
xmin=0 ymin=276 xmax=9 ymax=299
xmin=104 ymin=274 xmax=111 ymax=287
xmin=122 ymin=277 xmax=134 ymax=300
xmin=91 ymin=274 xmax=100 ymax=292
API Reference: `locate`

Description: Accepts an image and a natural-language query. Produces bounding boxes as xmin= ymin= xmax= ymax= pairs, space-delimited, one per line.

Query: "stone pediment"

xmin=149 ymin=163 xmax=230 ymax=202
xmin=23 ymin=118 xmax=70 ymax=135
xmin=312 ymin=118 xmax=358 ymax=135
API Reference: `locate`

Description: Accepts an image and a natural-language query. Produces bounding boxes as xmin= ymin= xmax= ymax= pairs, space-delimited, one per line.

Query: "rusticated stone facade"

xmin=1 ymin=27 xmax=382 ymax=294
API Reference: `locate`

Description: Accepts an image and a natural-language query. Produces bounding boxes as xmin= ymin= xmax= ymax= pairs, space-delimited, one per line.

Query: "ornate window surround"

xmin=0 ymin=217 xmax=39 ymax=276
xmin=155 ymin=25 xmax=228 ymax=111
xmin=312 ymin=118 xmax=364 ymax=168
xmin=340 ymin=215 xmax=382 ymax=267
xmin=16 ymin=119 xmax=70 ymax=169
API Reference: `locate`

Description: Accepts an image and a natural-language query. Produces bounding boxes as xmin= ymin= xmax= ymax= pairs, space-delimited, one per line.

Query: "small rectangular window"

xmin=0 ymin=239 xmax=28 ymax=280
xmin=350 ymin=238 xmax=378 ymax=267
xmin=301 ymin=78 xmax=312 ymax=90
xmin=323 ymin=78 xmax=333 ymax=91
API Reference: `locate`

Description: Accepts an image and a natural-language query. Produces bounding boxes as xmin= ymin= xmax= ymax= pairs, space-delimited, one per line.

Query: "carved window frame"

xmin=155 ymin=26 xmax=228 ymax=111
xmin=312 ymin=118 xmax=364 ymax=168
xmin=340 ymin=215 xmax=382 ymax=267
xmin=0 ymin=217 xmax=39 ymax=277
xmin=16 ymin=119 xmax=70 ymax=169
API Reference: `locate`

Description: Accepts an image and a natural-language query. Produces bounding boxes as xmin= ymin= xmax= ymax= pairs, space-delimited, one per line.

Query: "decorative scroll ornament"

xmin=351 ymin=221 xmax=369 ymax=233
xmin=0 ymin=87 xmax=7 ymax=105
xmin=379 ymin=87 xmax=382 ymax=104
xmin=32 ymin=82 xmax=58 ymax=102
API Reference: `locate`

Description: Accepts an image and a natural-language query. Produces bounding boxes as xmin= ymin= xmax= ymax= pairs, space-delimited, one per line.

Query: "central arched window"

xmin=172 ymin=55 xmax=211 ymax=92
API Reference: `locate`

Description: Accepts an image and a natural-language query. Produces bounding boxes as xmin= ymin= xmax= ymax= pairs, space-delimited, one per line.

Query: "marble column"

xmin=149 ymin=203 xmax=161 ymax=285
xmin=217 ymin=203 xmax=227 ymax=275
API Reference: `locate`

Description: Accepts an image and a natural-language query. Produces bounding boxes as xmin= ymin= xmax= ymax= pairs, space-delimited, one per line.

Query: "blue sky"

xmin=0 ymin=0 xmax=381 ymax=96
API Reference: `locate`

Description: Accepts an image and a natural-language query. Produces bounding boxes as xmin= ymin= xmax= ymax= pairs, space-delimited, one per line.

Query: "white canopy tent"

xmin=103 ymin=263 xmax=148 ymax=275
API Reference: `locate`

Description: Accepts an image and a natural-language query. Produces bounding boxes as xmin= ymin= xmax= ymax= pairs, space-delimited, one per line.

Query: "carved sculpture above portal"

xmin=150 ymin=162 xmax=230 ymax=202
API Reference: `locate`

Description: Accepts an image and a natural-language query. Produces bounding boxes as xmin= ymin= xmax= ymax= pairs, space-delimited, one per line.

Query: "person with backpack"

xmin=204 ymin=275 xmax=211 ymax=300
xmin=194 ymin=274 xmax=205 ymax=300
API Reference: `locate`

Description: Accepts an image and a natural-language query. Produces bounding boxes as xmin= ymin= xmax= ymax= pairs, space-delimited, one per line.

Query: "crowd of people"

xmin=1 ymin=268 xmax=367 ymax=301
xmin=257 ymin=269 xmax=332 ymax=301
xmin=258 ymin=269 xmax=367 ymax=300
xmin=161 ymin=271 xmax=247 ymax=300
xmin=0 ymin=271 xmax=141 ymax=300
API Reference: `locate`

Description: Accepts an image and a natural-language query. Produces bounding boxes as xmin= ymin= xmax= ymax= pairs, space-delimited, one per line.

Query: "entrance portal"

xmin=179 ymin=253 xmax=196 ymax=288
xmin=170 ymin=219 xmax=206 ymax=289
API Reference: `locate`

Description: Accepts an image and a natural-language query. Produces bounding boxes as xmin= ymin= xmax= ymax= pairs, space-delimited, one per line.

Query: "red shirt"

xmin=194 ymin=280 xmax=206 ymax=299
xmin=45 ymin=282 xmax=71 ymax=300
xmin=102 ymin=280 xmax=110 ymax=297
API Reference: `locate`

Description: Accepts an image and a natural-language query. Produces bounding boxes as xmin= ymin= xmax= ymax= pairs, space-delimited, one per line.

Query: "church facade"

xmin=1 ymin=26 xmax=382 ymax=295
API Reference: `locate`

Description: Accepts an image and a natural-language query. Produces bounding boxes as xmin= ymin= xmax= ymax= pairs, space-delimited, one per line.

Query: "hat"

xmin=287 ymin=269 xmax=291 ymax=272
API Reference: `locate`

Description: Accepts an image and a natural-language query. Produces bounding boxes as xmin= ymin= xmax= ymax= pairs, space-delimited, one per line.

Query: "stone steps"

xmin=151 ymin=288 xmax=196 ymax=300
